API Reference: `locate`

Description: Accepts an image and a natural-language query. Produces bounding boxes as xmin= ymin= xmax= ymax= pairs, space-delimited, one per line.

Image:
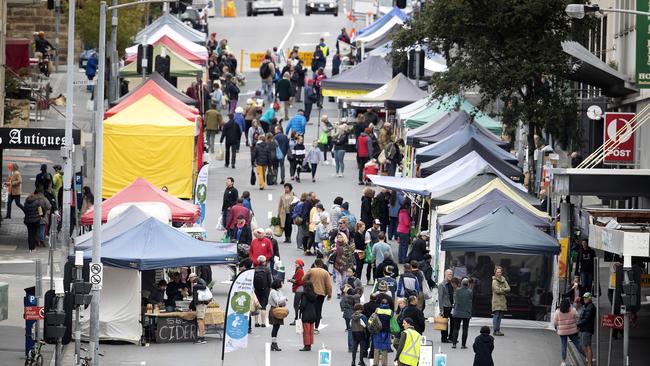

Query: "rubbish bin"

xmin=24 ymin=286 xmax=37 ymax=356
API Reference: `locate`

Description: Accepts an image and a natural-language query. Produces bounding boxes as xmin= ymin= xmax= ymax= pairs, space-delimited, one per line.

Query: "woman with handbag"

xmin=299 ymin=281 xmax=319 ymax=351
xmin=268 ymin=279 xmax=288 ymax=351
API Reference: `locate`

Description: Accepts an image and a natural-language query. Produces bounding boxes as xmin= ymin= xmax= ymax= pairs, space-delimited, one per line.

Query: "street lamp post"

xmin=565 ymin=3 xmax=650 ymax=18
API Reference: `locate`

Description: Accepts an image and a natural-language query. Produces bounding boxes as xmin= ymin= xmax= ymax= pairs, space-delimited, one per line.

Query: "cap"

xmin=254 ymin=227 xmax=265 ymax=234
xmin=377 ymin=281 xmax=388 ymax=291
xmin=582 ymin=292 xmax=592 ymax=299
xmin=341 ymin=202 xmax=349 ymax=210
xmin=420 ymin=230 xmax=430 ymax=237
xmin=295 ymin=259 xmax=305 ymax=267
xmin=373 ymin=219 xmax=381 ymax=225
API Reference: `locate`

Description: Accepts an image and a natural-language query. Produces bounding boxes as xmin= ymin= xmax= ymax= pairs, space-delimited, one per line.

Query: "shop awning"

xmin=125 ymin=33 xmax=207 ymax=65
xmin=321 ymin=55 xmax=393 ymax=97
xmin=552 ymin=168 xmax=650 ymax=197
xmin=437 ymin=178 xmax=541 ymax=214
xmin=368 ymin=41 xmax=448 ymax=73
xmin=75 ymin=205 xmax=153 ymax=249
xmin=404 ymin=96 xmax=502 ymax=134
xmin=356 ymin=7 xmax=409 ymax=37
xmin=562 ymin=41 xmax=637 ymax=98
xmin=441 ymin=207 xmax=560 ymax=255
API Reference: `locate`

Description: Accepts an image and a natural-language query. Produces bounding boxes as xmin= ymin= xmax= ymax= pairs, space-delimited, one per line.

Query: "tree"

xmin=75 ymin=0 xmax=145 ymax=56
xmin=392 ymin=0 xmax=593 ymax=190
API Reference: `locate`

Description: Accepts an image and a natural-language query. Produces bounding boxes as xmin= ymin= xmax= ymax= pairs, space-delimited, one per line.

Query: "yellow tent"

xmin=103 ymin=94 xmax=195 ymax=198
xmin=437 ymin=178 xmax=549 ymax=218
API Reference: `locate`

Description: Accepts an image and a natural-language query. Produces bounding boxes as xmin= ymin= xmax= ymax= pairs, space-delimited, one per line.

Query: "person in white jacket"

xmin=315 ymin=212 xmax=332 ymax=255
xmin=304 ymin=140 xmax=324 ymax=182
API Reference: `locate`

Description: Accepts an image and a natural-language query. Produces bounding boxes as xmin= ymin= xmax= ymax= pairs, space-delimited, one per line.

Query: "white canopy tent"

xmin=127 ymin=25 xmax=209 ymax=59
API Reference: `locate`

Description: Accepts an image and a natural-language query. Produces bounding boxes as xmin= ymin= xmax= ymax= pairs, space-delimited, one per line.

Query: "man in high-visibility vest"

xmin=318 ymin=38 xmax=329 ymax=67
xmin=395 ymin=317 xmax=421 ymax=366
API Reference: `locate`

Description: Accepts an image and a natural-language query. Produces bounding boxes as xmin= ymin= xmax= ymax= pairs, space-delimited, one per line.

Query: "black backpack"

xmin=260 ymin=62 xmax=271 ymax=79
xmin=253 ymin=268 xmax=268 ymax=290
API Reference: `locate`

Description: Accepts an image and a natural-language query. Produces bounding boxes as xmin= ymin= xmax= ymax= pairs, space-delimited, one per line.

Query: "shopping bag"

xmin=215 ymin=143 xmax=225 ymax=161
xmin=216 ymin=214 xmax=225 ymax=231
xmin=364 ymin=244 xmax=373 ymax=264
xmin=433 ymin=316 xmax=448 ymax=331
xmin=295 ymin=319 xmax=303 ymax=334
xmin=250 ymin=168 xmax=256 ymax=185
xmin=273 ymin=225 xmax=283 ymax=237
xmin=389 ymin=315 xmax=401 ymax=334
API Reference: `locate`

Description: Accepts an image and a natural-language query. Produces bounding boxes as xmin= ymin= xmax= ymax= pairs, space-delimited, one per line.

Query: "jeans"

xmin=334 ymin=149 xmax=345 ymax=174
xmin=284 ymin=213 xmax=293 ymax=241
xmin=310 ymin=163 xmax=318 ymax=179
xmin=262 ymin=80 xmax=274 ymax=103
xmin=580 ymin=271 xmax=594 ymax=293
xmin=278 ymin=157 xmax=286 ymax=182
xmin=6 ymin=194 xmax=23 ymax=218
xmin=304 ymin=102 xmax=313 ymax=122
xmin=206 ymin=130 xmax=217 ymax=153
xmin=492 ymin=310 xmax=504 ymax=331
xmin=387 ymin=161 xmax=397 ymax=177
xmin=26 ymin=222 xmax=39 ymax=250
xmin=334 ymin=269 xmax=347 ymax=296
xmin=225 ymin=143 xmax=238 ymax=167
xmin=282 ymin=100 xmax=290 ymax=120
xmin=357 ymin=156 xmax=369 ymax=183
xmin=450 ymin=317 xmax=470 ymax=346
xmin=388 ymin=216 xmax=398 ymax=240
xmin=351 ymin=332 xmax=367 ymax=363
xmin=314 ymin=295 xmax=326 ymax=329
xmin=345 ymin=318 xmax=353 ymax=350
xmin=560 ymin=333 xmax=582 ymax=361
xmin=398 ymin=233 xmax=410 ymax=263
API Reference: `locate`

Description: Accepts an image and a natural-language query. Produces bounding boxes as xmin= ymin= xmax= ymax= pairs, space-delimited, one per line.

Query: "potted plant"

xmin=271 ymin=216 xmax=282 ymax=237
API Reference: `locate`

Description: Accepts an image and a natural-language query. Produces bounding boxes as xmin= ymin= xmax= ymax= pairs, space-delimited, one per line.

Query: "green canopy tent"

xmin=119 ymin=44 xmax=203 ymax=78
xmin=404 ymin=96 xmax=502 ymax=134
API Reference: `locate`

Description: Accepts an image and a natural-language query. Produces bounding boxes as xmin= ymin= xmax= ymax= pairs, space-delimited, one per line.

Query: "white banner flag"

xmin=222 ymin=269 xmax=255 ymax=354
xmin=194 ymin=164 xmax=210 ymax=227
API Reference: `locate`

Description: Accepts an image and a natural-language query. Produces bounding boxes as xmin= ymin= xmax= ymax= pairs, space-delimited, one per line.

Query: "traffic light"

xmin=621 ymin=269 xmax=638 ymax=307
xmin=44 ymin=310 xmax=66 ymax=342
xmin=408 ymin=49 xmax=425 ymax=79
xmin=72 ymin=282 xmax=93 ymax=307
xmin=137 ymin=45 xmax=154 ymax=76
xmin=396 ymin=0 xmax=406 ymax=9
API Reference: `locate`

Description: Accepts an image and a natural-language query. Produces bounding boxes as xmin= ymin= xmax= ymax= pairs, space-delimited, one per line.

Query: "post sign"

xmin=23 ymin=306 xmax=44 ymax=320
xmin=603 ymin=113 xmax=635 ymax=164
xmin=637 ymin=1 xmax=650 ymax=87
xmin=601 ymin=313 xmax=624 ymax=330
xmin=0 ymin=128 xmax=81 ymax=150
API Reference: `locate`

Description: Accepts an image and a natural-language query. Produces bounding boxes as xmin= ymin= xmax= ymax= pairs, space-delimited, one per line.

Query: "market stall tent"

xmin=101 ymin=96 xmax=195 ymax=198
xmin=441 ymin=207 xmax=559 ymax=255
xmin=438 ymin=189 xmax=550 ymax=230
xmin=368 ymin=41 xmax=448 ymax=73
xmin=82 ymin=177 xmax=199 ymax=224
xmin=112 ymin=72 xmax=198 ymax=107
xmin=125 ymin=33 xmax=207 ymax=65
xmin=76 ymin=205 xmax=154 ymax=249
xmin=420 ymin=138 xmax=523 ymax=182
xmin=396 ymin=96 xmax=431 ymax=123
xmin=404 ymin=96 xmax=502 ymax=134
xmin=406 ymin=109 xmax=505 ymax=147
xmin=119 ymin=44 xmax=202 ymax=77
xmin=437 ymin=178 xmax=541 ymax=214
xmin=321 ymin=55 xmax=392 ymax=97
xmin=354 ymin=8 xmax=407 ymax=50
xmin=415 ymin=123 xmax=516 ymax=164
xmin=356 ymin=7 xmax=408 ymax=37
xmin=136 ymin=13 xmax=206 ymax=44
xmin=339 ymin=73 xmax=426 ymax=109
xmin=105 ymin=80 xmax=199 ymax=119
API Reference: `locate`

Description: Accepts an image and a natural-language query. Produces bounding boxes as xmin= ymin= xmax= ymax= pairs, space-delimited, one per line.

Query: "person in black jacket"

xmin=406 ymin=231 xmax=429 ymax=263
xmin=473 ymin=326 xmax=494 ymax=366
xmin=221 ymin=114 xmax=242 ymax=169
xmin=221 ymin=177 xmax=238 ymax=230
xmin=299 ymin=281 xmax=319 ymax=351
xmin=419 ymin=254 xmax=435 ymax=290
xmin=578 ymin=292 xmax=596 ymax=366
xmin=399 ymin=296 xmax=426 ymax=334
xmin=360 ymin=187 xmax=374 ymax=228
xmin=252 ymin=135 xmax=273 ymax=190
xmin=23 ymin=190 xmax=45 ymax=253
xmin=372 ymin=189 xmax=390 ymax=233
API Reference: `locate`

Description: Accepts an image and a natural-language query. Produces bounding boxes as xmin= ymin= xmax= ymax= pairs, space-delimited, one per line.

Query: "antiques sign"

xmin=0 ymin=128 xmax=81 ymax=150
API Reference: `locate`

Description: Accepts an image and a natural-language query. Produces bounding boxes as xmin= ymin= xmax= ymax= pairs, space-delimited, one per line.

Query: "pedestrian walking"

xmin=221 ymin=177 xmax=238 ymax=230
xmin=399 ymin=296 xmax=425 ymax=334
xmin=260 ymin=56 xmax=276 ymax=105
xmin=268 ymin=279 xmax=288 ymax=351
xmin=225 ymin=75 xmax=240 ymax=114
xmin=356 ymin=128 xmax=373 ymax=185
xmin=438 ymin=269 xmax=454 ymax=343
xmin=289 ymin=259 xmax=305 ymax=326
xmin=397 ymin=263 xmax=421 ymax=299
xmin=210 ymin=82 xmax=224 ymax=111
xmin=371 ymin=233 xmax=392 ymax=280
xmin=371 ymin=189 xmax=389 ymax=234
xmin=6 ymin=164 xmax=23 ymax=219
xmin=189 ymin=273 xmax=209 ymax=344
xmin=250 ymin=228 xmax=274 ymax=266
xmin=371 ymin=299 xmax=393 ymax=366
xmin=473 ymin=326 xmax=495 ymax=366
xmin=220 ymin=114 xmax=242 ymax=169
xmin=299 ymin=281 xmax=318 ymax=351
xmin=252 ymin=135 xmax=272 ymax=190
xmin=35 ymin=164 xmax=52 ymax=191
xmin=274 ymin=126 xmax=289 ymax=184
xmin=554 ymin=298 xmax=583 ymax=366
xmin=333 ymin=124 xmax=349 ymax=178
xmin=451 ymin=278 xmax=473 ymax=349
xmin=244 ymin=99 xmax=263 ymax=138
xmin=394 ymin=317 xmax=422 ymax=366
xmin=302 ymin=258 xmax=332 ymax=332
xmin=491 ymin=265 xmax=510 ymax=336
xmin=304 ymin=141 xmax=323 ymax=182
xmin=276 ymin=72 xmax=293 ymax=120
xmin=577 ymin=292 xmax=596 ymax=366
xmin=226 ymin=199 xmax=250 ymax=236
xmin=360 ymin=187 xmax=374 ymax=228
xmin=397 ymin=200 xmax=412 ymax=264
xmin=253 ymin=255 xmax=273 ymax=327
xmin=352 ymin=221 xmax=367 ymax=280
xmin=277 ymin=183 xmax=295 ymax=243
xmin=23 ymin=190 xmax=45 ymax=253
xmin=576 ymin=239 xmax=596 ymax=294
xmin=387 ymin=190 xmax=403 ymax=241
xmin=85 ymin=51 xmax=98 ymax=93
xmin=285 ymin=110 xmax=307 ymax=136
xmin=341 ymin=284 xmax=362 ymax=352
xmin=303 ymin=79 xmax=317 ymax=122
xmin=333 ymin=232 xmax=355 ymax=298
xmin=350 ymin=303 xmax=368 ymax=366
xmin=205 ymin=107 xmax=223 ymax=154
xmin=290 ymin=135 xmax=306 ymax=182
xmin=406 ymin=231 xmax=429 ymax=263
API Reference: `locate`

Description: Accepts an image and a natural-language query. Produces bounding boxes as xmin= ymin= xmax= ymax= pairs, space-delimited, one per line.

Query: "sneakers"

xmin=493 ymin=330 xmax=504 ymax=336
xmin=194 ymin=337 xmax=207 ymax=344
xmin=560 ymin=362 xmax=566 ymax=366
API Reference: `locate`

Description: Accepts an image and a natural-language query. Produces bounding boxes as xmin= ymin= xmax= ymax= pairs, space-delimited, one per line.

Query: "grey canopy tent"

xmin=135 ymin=13 xmax=206 ymax=44
xmin=420 ymin=138 xmax=523 ymax=182
xmin=441 ymin=207 xmax=560 ymax=255
xmin=340 ymin=73 xmax=426 ymax=109
xmin=431 ymin=175 xmax=539 ymax=207
xmin=415 ymin=123 xmax=517 ymax=164
xmin=406 ymin=109 xmax=505 ymax=147
xmin=438 ymin=189 xmax=551 ymax=230
xmin=110 ymin=72 xmax=198 ymax=107
xmin=320 ymin=55 xmax=393 ymax=96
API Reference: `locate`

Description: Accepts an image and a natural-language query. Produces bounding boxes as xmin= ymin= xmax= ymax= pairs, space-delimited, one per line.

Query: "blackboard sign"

xmin=155 ymin=316 xmax=197 ymax=343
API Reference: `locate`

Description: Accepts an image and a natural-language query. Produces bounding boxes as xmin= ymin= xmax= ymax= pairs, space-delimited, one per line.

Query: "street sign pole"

xmin=62 ymin=0 xmax=77 ymax=258
xmin=34 ymin=259 xmax=42 ymax=342
xmin=595 ymin=257 xmax=599 ymax=366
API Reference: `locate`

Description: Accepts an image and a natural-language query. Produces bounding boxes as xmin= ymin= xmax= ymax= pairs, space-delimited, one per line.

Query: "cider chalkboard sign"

xmin=155 ymin=316 xmax=197 ymax=343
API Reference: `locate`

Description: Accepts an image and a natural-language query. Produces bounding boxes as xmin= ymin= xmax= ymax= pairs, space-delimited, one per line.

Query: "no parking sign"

xmin=318 ymin=346 xmax=331 ymax=366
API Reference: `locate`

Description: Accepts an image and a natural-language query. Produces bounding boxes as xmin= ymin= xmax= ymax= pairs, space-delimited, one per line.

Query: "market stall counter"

xmin=144 ymin=302 xmax=225 ymax=343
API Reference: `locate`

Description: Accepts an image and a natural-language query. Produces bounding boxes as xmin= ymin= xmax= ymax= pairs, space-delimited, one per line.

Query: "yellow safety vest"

xmin=320 ymin=45 xmax=329 ymax=57
xmin=398 ymin=328 xmax=421 ymax=366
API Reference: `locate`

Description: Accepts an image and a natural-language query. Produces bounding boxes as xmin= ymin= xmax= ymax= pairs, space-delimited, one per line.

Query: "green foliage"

xmin=271 ymin=216 xmax=281 ymax=226
xmin=393 ymin=0 xmax=595 ymax=187
xmin=4 ymin=74 xmax=22 ymax=123
xmin=75 ymin=0 xmax=145 ymax=56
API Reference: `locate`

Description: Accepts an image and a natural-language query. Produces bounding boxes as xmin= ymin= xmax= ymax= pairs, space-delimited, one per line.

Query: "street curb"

xmin=568 ymin=341 xmax=586 ymax=366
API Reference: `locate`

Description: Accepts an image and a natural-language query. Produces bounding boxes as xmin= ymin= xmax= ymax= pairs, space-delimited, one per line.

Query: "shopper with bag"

xmin=438 ymin=269 xmax=454 ymax=343
xmin=288 ymin=259 xmax=305 ymax=326
xmin=253 ymin=255 xmax=273 ymax=327
xmin=298 ymin=281 xmax=319 ymax=351
xmin=252 ymin=135 xmax=273 ymax=190
xmin=303 ymin=141 xmax=323 ymax=183
xmin=553 ymin=298 xmax=583 ymax=365
xmin=290 ymin=135 xmax=306 ymax=182
xmin=371 ymin=298 xmax=394 ymax=366
xmin=268 ymin=279 xmax=288 ymax=351
xmin=189 ymin=273 xmax=211 ymax=344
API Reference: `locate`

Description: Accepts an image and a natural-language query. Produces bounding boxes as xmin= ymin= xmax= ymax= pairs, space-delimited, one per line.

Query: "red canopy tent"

xmin=80 ymin=177 xmax=200 ymax=225
xmin=104 ymin=79 xmax=199 ymax=120
xmin=125 ymin=35 xmax=205 ymax=65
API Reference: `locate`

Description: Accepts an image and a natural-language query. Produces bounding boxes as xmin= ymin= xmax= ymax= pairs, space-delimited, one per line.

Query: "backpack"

xmin=253 ymin=268 xmax=268 ymax=290
xmin=292 ymin=202 xmax=304 ymax=225
xmin=260 ymin=61 xmax=271 ymax=79
xmin=399 ymin=275 xmax=418 ymax=298
xmin=368 ymin=311 xmax=383 ymax=334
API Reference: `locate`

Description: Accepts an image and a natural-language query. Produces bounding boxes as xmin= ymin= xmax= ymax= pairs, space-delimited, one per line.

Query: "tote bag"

xmin=295 ymin=319 xmax=303 ymax=334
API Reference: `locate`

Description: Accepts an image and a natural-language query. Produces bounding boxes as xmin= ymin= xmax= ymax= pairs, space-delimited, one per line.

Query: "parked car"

xmin=247 ymin=0 xmax=284 ymax=16
xmin=305 ymin=0 xmax=338 ymax=16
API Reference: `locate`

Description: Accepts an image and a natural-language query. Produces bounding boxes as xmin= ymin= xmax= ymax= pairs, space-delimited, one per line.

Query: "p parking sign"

xmin=318 ymin=348 xmax=331 ymax=366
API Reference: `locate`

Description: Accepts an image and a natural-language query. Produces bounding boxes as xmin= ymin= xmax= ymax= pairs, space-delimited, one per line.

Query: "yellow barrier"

xmin=286 ymin=50 xmax=314 ymax=67
xmin=249 ymin=52 xmax=266 ymax=69
xmin=224 ymin=0 xmax=236 ymax=17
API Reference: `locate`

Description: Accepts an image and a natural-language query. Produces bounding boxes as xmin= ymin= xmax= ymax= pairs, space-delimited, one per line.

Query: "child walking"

xmin=304 ymin=140 xmax=324 ymax=183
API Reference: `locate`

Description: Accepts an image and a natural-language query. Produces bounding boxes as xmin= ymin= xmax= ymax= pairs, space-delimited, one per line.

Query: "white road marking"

xmin=267 ymin=211 xmax=273 ymax=219
xmin=0 ymin=259 xmax=32 ymax=264
xmin=267 ymin=193 xmax=273 ymax=201
xmin=301 ymin=32 xmax=331 ymax=37
xmin=279 ymin=16 xmax=296 ymax=50
xmin=293 ymin=43 xmax=318 ymax=47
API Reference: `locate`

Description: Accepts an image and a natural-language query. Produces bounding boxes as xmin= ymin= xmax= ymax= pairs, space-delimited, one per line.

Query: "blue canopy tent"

xmin=80 ymin=217 xmax=237 ymax=269
xmin=441 ymin=207 xmax=559 ymax=255
xmin=74 ymin=205 xmax=152 ymax=250
xmin=438 ymin=190 xmax=550 ymax=230
xmin=415 ymin=123 xmax=517 ymax=164
xmin=356 ymin=7 xmax=409 ymax=37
